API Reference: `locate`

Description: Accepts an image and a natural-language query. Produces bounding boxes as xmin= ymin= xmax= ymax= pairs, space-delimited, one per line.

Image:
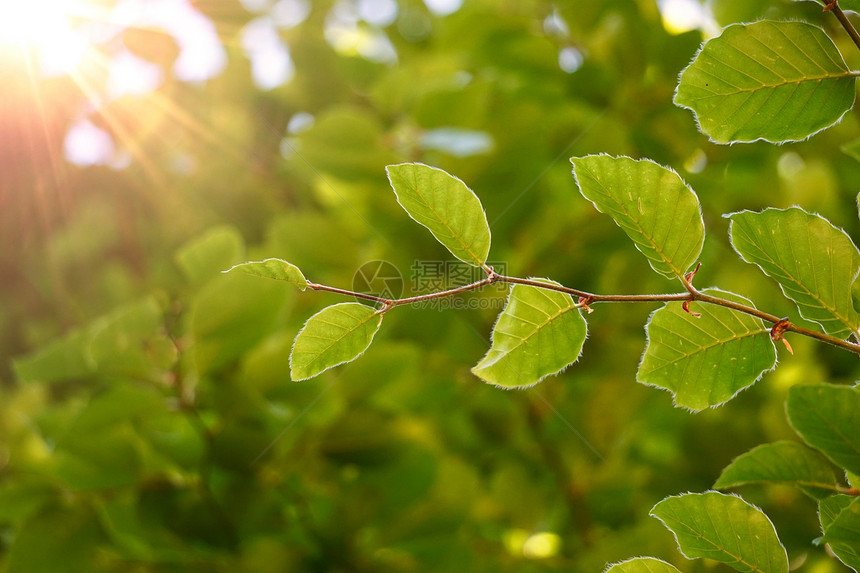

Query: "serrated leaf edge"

xmin=724 ymin=207 xmax=860 ymax=340
xmin=571 ymin=154 xmax=704 ymax=279
xmin=289 ymin=303 xmax=382 ymax=381
xmin=637 ymin=287 xmax=777 ymax=411
xmin=713 ymin=440 xmax=843 ymax=493
xmin=603 ymin=557 xmax=682 ymax=573
xmin=222 ymin=258 xmax=309 ymax=291
xmin=650 ymin=490 xmax=788 ymax=573
xmin=386 ymin=162 xmax=491 ymax=267
xmin=673 ymin=20 xmax=857 ymax=145
xmin=471 ymin=278 xmax=587 ymax=389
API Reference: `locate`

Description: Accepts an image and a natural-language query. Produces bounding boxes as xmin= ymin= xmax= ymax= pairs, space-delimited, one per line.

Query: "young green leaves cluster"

xmin=611 ymin=383 xmax=860 ymax=573
xmin=227 ymin=163 xmax=589 ymax=385
xmin=228 ymin=157 xmax=860 ymax=409
xmin=222 ymin=10 xmax=860 ymax=571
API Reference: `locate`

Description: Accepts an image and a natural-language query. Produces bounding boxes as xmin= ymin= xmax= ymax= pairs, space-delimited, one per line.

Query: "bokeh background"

xmin=2 ymin=0 xmax=860 ymax=571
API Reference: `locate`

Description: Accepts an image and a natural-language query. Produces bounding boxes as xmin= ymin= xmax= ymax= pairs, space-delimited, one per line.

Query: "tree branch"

xmin=304 ymin=271 xmax=860 ymax=355
xmin=824 ymin=1 xmax=860 ymax=52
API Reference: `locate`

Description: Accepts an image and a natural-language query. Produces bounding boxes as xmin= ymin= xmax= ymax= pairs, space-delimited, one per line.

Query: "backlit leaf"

xmin=820 ymin=494 xmax=855 ymax=531
xmin=822 ymin=497 xmax=860 ymax=571
xmin=605 ymin=557 xmax=682 ymax=573
xmin=471 ymin=280 xmax=586 ymax=388
xmin=223 ymin=258 xmax=308 ymax=291
xmin=727 ymin=208 xmax=860 ymax=339
xmin=675 ymin=20 xmax=856 ymax=143
xmin=290 ymin=303 xmax=382 ymax=380
xmin=638 ymin=289 xmax=776 ymax=410
xmin=386 ymin=163 xmax=491 ymax=267
xmin=650 ymin=491 xmax=788 ymax=573
xmin=571 ymin=155 xmax=704 ymax=279
xmin=787 ymin=383 xmax=860 ymax=475
xmin=852 ymin=273 xmax=860 ymax=315
xmin=714 ymin=441 xmax=842 ymax=498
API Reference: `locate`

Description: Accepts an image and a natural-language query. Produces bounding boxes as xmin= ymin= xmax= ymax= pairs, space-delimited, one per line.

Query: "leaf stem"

xmin=307 ymin=282 xmax=390 ymax=304
xmin=306 ymin=274 xmax=860 ymax=355
xmin=825 ymin=1 xmax=860 ymax=53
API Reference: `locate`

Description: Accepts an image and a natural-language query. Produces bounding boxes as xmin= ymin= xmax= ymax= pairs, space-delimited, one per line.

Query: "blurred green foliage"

xmin=2 ymin=0 xmax=860 ymax=571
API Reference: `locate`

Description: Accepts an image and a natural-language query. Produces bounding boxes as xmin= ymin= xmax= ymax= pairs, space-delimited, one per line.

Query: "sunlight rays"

xmin=0 ymin=0 xmax=246 ymax=202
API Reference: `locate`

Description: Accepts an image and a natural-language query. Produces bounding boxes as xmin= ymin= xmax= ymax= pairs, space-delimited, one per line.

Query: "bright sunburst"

xmin=0 ymin=0 xmax=229 ymax=175
xmin=0 ymin=0 xmax=96 ymax=62
xmin=0 ymin=0 xmax=61 ymax=46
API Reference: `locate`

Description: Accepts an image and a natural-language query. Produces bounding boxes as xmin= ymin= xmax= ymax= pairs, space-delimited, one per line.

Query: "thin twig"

xmin=825 ymin=1 xmax=860 ymax=52
xmin=303 ymin=272 xmax=860 ymax=356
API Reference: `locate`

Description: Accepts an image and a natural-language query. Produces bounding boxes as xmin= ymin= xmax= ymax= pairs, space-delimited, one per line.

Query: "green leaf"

xmin=571 ymin=155 xmax=704 ymax=279
xmin=605 ymin=557 xmax=682 ymax=573
xmin=727 ymin=208 xmax=860 ymax=340
xmin=852 ymin=273 xmax=860 ymax=315
xmin=638 ymin=289 xmax=776 ymax=410
xmin=53 ymin=429 xmax=142 ymax=490
xmin=714 ymin=441 xmax=843 ymax=498
xmin=223 ymin=258 xmax=308 ymax=291
xmin=290 ymin=303 xmax=382 ymax=380
xmin=674 ymin=20 xmax=856 ymax=144
xmin=12 ymin=297 xmax=176 ymax=384
xmin=822 ymin=497 xmax=860 ymax=571
xmin=176 ymin=225 xmax=244 ymax=284
xmin=6 ymin=504 xmax=105 ymax=572
xmin=187 ymin=267 xmax=290 ymax=375
xmin=787 ymin=383 xmax=860 ymax=475
xmin=650 ymin=491 xmax=788 ymax=573
xmin=471 ymin=280 xmax=587 ymax=388
xmin=12 ymin=329 xmax=95 ymax=383
xmin=842 ymin=0 xmax=860 ymax=13
xmin=820 ymin=494 xmax=855 ymax=531
xmin=386 ymin=163 xmax=491 ymax=267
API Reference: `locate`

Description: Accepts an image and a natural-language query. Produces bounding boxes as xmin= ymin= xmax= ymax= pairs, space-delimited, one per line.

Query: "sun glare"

xmin=0 ymin=0 xmax=103 ymax=80
xmin=0 ymin=0 xmax=87 ymax=55
xmin=0 ymin=0 xmax=230 ymax=171
xmin=0 ymin=0 xmax=51 ymax=46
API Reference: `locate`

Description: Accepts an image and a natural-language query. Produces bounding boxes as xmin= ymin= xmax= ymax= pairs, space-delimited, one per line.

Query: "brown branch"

xmin=824 ymin=1 xmax=860 ymax=53
xmin=305 ymin=270 xmax=860 ymax=356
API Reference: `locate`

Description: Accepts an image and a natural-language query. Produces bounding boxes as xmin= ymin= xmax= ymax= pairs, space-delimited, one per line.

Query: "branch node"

xmin=682 ymin=300 xmax=701 ymax=318
xmin=684 ymin=262 xmax=702 ymax=285
xmin=824 ymin=0 xmax=838 ymax=11
xmin=578 ymin=296 xmax=595 ymax=314
xmin=377 ymin=301 xmax=395 ymax=317
xmin=770 ymin=317 xmax=794 ymax=355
